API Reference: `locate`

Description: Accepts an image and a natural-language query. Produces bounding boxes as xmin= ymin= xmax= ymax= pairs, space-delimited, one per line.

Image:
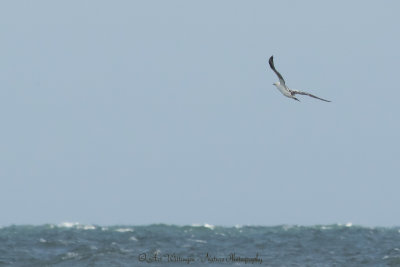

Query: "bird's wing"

xmin=291 ymin=90 xmax=331 ymax=102
xmin=268 ymin=56 xmax=286 ymax=85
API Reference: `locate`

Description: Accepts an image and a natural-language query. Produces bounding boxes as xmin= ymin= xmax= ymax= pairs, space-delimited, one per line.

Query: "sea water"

xmin=1 ymin=223 xmax=400 ymax=266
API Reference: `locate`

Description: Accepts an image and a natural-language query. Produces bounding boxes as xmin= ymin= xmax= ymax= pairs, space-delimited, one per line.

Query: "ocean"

xmin=1 ymin=223 xmax=400 ymax=266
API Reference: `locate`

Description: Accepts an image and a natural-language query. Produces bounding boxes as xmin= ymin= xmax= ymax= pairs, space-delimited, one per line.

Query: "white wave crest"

xmin=191 ymin=223 xmax=215 ymax=230
xmin=115 ymin=228 xmax=134 ymax=233
xmin=58 ymin=222 xmax=80 ymax=228
xmin=188 ymin=239 xmax=207 ymax=243
xmin=62 ymin=252 xmax=79 ymax=260
xmin=77 ymin=224 xmax=96 ymax=230
xmin=204 ymin=223 xmax=215 ymax=230
xmin=58 ymin=222 xmax=95 ymax=230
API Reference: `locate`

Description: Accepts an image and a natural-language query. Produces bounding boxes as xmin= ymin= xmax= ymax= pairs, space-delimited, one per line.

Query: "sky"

xmin=1 ymin=1 xmax=400 ymax=227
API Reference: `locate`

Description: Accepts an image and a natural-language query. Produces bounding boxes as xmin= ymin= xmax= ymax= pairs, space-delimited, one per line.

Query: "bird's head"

xmin=272 ymin=82 xmax=279 ymax=87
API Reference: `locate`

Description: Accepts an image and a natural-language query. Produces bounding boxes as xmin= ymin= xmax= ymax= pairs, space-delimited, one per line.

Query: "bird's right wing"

xmin=292 ymin=90 xmax=331 ymax=102
xmin=268 ymin=56 xmax=286 ymax=85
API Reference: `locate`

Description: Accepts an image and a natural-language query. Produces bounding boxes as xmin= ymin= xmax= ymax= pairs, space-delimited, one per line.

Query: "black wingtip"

xmin=268 ymin=56 xmax=274 ymax=68
xmin=320 ymin=98 xmax=331 ymax=102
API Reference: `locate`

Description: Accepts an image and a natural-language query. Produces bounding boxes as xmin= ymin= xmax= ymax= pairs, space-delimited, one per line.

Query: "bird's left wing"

xmin=292 ymin=90 xmax=331 ymax=102
xmin=268 ymin=56 xmax=286 ymax=85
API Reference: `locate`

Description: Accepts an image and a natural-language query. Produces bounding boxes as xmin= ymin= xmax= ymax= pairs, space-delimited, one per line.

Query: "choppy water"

xmin=1 ymin=223 xmax=400 ymax=266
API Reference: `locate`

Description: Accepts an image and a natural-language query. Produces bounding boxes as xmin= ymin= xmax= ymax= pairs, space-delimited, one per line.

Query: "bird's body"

xmin=268 ymin=56 xmax=331 ymax=102
xmin=274 ymin=81 xmax=295 ymax=98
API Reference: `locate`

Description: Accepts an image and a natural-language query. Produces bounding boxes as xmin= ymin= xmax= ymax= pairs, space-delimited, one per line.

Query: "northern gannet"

xmin=268 ymin=56 xmax=331 ymax=102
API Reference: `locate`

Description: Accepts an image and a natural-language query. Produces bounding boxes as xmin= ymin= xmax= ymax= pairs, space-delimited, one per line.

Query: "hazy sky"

xmin=1 ymin=1 xmax=400 ymax=226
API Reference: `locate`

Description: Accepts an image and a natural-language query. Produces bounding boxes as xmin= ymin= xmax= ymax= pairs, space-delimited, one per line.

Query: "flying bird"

xmin=268 ymin=56 xmax=331 ymax=102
